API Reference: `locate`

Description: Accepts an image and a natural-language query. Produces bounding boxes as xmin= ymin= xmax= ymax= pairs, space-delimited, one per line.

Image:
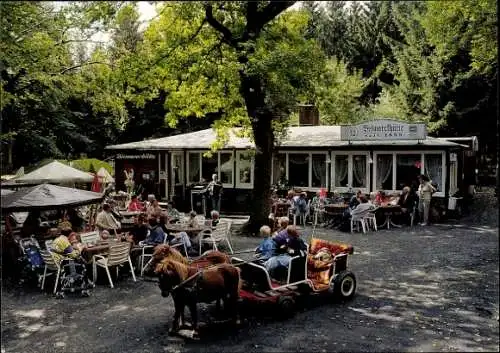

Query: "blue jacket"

xmin=256 ymin=237 xmax=277 ymax=260
xmin=145 ymin=225 xmax=165 ymax=245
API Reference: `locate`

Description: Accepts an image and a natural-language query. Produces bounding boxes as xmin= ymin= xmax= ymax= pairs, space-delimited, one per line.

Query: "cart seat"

xmin=307 ymin=238 xmax=353 ymax=286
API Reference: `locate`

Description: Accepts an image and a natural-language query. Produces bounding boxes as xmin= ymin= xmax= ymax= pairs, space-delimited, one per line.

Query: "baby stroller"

xmin=16 ymin=236 xmax=45 ymax=288
xmin=55 ymin=257 xmax=94 ymax=299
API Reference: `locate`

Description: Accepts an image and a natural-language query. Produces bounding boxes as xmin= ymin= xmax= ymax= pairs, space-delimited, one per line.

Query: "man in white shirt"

xmin=95 ymin=204 xmax=121 ymax=232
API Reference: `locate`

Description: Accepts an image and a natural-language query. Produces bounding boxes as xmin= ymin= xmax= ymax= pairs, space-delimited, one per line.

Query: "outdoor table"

xmin=375 ymin=204 xmax=402 ymax=229
xmin=164 ymin=223 xmax=205 ymax=239
xmin=323 ymin=204 xmax=348 ymax=228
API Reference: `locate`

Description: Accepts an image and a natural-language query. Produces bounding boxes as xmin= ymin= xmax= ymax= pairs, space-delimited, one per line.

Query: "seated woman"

xmin=127 ymin=195 xmax=144 ymax=212
xmin=50 ymin=229 xmax=83 ymax=266
xmin=165 ymin=202 xmax=181 ymax=222
xmin=265 ymin=226 xmax=307 ymax=281
xmin=374 ymin=190 xmax=388 ymax=206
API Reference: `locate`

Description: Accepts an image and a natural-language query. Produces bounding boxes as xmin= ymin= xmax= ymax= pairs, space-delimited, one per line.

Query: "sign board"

xmin=340 ymin=119 xmax=427 ymax=141
xmin=450 ymin=153 xmax=457 ymax=162
xmin=116 ymin=153 xmax=156 ymax=160
xmin=159 ymin=171 xmax=167 ymax=179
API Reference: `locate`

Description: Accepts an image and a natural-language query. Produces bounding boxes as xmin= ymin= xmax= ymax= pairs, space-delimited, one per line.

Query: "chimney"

xmin=298 ymin=104 xmax=320 ymax=126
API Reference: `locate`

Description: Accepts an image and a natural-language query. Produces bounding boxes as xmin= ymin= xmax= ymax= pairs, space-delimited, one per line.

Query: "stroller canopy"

xmin=1 ymin=184 xmax=104 ymax=212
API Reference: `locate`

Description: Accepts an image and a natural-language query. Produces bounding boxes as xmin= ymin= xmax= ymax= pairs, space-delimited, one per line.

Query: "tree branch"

xmin=56 ymin=39 xmax=106 ymax=46
xmin=204 ymin=3 xmax=236 ymax=47
xmin=55 ymin=61 xmax=113 ymax=75
xmin=254 ymin=1 xmax=296 ymax=35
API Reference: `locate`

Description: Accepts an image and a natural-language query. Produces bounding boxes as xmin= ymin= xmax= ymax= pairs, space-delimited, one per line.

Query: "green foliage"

xmin=59 ymin=158 xmax=114 ymax=175
xmin=313 ymin=58 xmax=368 ymax=125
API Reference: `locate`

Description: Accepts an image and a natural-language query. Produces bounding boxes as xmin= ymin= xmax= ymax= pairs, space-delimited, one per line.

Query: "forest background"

xmin=1 ymin=0 xmax=497 ymax=176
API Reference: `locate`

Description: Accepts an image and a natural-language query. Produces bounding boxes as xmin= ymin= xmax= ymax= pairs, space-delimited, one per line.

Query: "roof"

xmin=105 ymin=126 xmax=464 ymax=151
xmin=12 ymin=160 xmax=94 ymax=184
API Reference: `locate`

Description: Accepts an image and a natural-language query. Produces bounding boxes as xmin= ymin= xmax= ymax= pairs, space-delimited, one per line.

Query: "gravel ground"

xmin=2 ymin=189 xmax=498 ymax=352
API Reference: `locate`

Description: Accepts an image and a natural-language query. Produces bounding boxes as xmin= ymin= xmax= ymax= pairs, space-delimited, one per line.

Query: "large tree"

xmin=123 ymin=2 xmax=324 ymax=231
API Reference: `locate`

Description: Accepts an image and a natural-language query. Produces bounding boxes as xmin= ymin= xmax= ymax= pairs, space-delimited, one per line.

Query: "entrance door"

xmin=171 ymin=152 xmax=184 ymax=204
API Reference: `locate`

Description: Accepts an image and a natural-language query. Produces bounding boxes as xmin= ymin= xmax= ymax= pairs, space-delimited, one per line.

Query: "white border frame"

xmin=235 ymin=151 xmax=254 ymax=189
xmin=372 ymin=150 xmax=446 ymax=197
xmin=186 ymin=150 xmax=234 ymax=188
xmin=331 ymin=151 xmax=371 ymax=193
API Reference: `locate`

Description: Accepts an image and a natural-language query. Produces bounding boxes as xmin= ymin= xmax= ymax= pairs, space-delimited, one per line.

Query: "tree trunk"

xmin=239 ymin=71 xmax=275 ymax=234
xmin=249 ymin=115 xmax=274 ymax=234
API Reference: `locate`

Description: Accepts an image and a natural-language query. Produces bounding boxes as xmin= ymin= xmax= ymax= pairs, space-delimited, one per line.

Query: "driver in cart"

xmin=264 ymin=225 xmax=307 ymax=280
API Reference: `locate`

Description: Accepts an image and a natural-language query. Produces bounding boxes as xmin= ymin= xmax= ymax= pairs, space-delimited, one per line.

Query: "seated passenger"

xmin=397 ymin=186 xmax=416 ymax=224
xmin=265 ymin=226 xmax=306 ymax=280
xmin=254 ymin=225 xmax=276 ymax=262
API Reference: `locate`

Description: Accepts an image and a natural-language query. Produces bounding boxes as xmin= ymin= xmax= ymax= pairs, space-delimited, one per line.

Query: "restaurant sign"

xmin=340 ymin=119 xmax=427 ymax=141
xmin=116 ymin=153 xmax=156 ymax=160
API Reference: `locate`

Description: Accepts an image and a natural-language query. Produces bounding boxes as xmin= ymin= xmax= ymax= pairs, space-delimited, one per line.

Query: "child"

xmin=254 ymin=225 xmax=276 ymax=262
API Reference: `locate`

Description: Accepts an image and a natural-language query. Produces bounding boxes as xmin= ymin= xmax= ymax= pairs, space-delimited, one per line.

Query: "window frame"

xmin=271 ymin=151 xmax=329 ymax=191
xmin=331 ymin=151 xmax=371 ymax=193
xmin=372 ymin=150 xmax=446 ymax=197
xmin=235 ymin=150 xmax=254 ymax=189
xmin=186 ymin=150 xmax=234 ymax=188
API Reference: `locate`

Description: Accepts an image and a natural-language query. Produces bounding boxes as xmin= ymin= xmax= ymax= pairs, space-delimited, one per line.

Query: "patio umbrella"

xmin=12 ymin=160 xmax=94 ymax=184
xmin=96 ymin=167 xmax=114 ymax=184
xmin=1 ymin=184 xmax=104 ymax=212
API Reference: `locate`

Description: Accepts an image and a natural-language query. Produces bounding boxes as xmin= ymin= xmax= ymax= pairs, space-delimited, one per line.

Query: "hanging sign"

xmin=116 ymin=153 xmax=156 ymax=160
xmin=340 ymin=119 xmax=427 ymax=141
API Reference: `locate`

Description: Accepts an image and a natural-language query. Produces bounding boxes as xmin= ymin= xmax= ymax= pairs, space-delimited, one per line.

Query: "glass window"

xmin=272 ymin=153 xmax=286 ymax=185
xmin=172 ymin=154 xmax=183 ymax=185
xmin=334 ymin=155 xmax=349 ymax=188
xmin=425 ymin=154 xmax=443 ymax=192
xmin=288 ymin=154 xmax=309 ymax=187
xmin=188 ymin=153 xmax=200 ymax=183
xmin=352 ymin=155 xmax=367 ymax=188
xmin=238 ymin=152 xmax=253 ymax=185
xmin=201 ymin=153 xmax=218 ymax=183
xmin=311 ymin=154 xmax=327 ymax=188
xmin=376 ymin=154 xmax=393 ymax=190
xmin=396 ymin=154 xmax=421 ymax=190
xmin=219 ymin=152 xmax=233 ymax=185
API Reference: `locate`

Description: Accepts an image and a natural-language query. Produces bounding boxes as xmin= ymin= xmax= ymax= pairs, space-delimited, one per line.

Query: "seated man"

xmin=274 ymin=216 xmax=289 ymax=235
xmin=143 ymin=217 xmax=165 ymax=246
xmin=265 ymin=225 xmax=307 ymax=280
xmin=254 ymin=225 xmax=277 ymax=263
xmin=397 ymin=186 xmax=416 ymax=224
xmin=165 ymin=202 xmax=181 ymax=222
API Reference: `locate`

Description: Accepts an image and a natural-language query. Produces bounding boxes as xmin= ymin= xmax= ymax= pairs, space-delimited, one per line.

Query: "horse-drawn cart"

xmin=231 ymin=238 xmax=356 ymax=316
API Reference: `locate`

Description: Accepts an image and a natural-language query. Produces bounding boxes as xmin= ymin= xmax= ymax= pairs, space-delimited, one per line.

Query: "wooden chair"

xmin=39 ymin=250 xmax=61 ymax=294
xmin=92 ymin=242 xmax=136 ymax=288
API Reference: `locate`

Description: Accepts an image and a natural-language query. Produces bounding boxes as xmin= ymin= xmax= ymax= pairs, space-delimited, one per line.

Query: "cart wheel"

xmin=276 ymin=296 xmax=295 ymax=319
xmin=331 ymin=271 xmax=356 ymax=301
xmin=55 ymin=292 xmax=65 ymax=299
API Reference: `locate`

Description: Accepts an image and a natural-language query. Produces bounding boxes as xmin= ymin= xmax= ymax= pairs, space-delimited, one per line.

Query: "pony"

xmin=155 ymin=258 xmax=241 ymax=338
xmin=144 ymin=244 xmax=230 ymax=274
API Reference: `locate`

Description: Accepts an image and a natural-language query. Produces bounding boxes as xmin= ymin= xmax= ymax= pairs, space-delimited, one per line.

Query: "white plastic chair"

xmin=80 ymin=231 xmax=100 ymax=246
xmin=363 ymin=211 xmax=378 ymax=231
xmin=199 ymin=220 xmax=233 ymax=254
xmin=350 ymin=215 xmax=367 ymax=234
xmin=39 ymin=250 xmax=61 ymax=294
xmin=93 ymin=242 xmax=136 ymax=288
xmin=138 ymin=231 xmax=167 ymax=276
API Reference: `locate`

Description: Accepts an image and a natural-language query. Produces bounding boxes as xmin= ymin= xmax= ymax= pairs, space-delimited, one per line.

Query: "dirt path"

xmin=2 ymin=191 xmax=498 ymax=352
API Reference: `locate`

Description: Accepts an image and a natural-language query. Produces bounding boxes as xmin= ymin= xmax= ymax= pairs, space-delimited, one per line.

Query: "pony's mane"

xmin=155 ymin=258 xmax=189 ymax=281
xmin=152 ymin=244 xmax=189 ymax=265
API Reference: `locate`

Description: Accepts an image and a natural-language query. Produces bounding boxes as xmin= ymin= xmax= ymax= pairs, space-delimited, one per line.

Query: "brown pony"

xmin=145 ymin=244 xmax=230 ymax=275
xmin=155 ymin=258 xmax=241 ymax=338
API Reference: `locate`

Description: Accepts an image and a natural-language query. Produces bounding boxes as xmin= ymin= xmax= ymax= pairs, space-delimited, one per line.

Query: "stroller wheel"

xmin=81 ymin=290 xmax=90 ymax=297
xmin=55 ymin=292 xmax=65 ymax=299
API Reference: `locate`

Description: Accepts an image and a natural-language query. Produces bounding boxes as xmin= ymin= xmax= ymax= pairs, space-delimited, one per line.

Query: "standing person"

xmin=207 ymin=173 xmax=223 ymax=213
xmin=417 ymin=174 xmax=436 ymax=226
xmin=95 ymin=204 xmax=121 ymax=234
